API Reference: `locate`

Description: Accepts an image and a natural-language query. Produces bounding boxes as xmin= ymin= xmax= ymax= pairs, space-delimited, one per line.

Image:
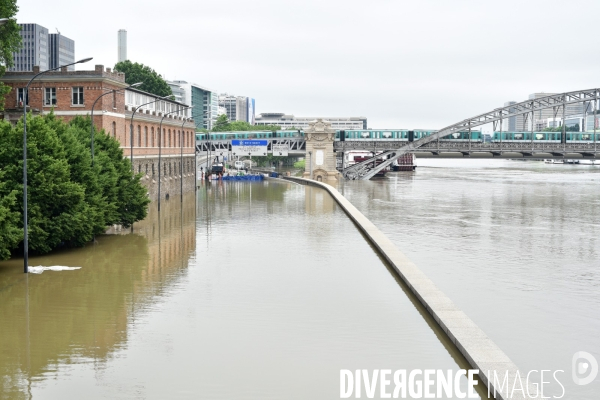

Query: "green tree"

xmin=293 ymin=159 xmax=305 ymax=169
xmin=210 ymin=116 xmax=282 ymax=132
xmin=113 ymin=60 xmax=172 ymax=97
xmin=0 ymin=0 xmax=23 ymax=111
xmin=211 ymin=114 xmax=230 ymax=132
xmin=66 ymin=115 xmax=149 ymax=228
xmin=0 ymin=113 xmax=150 ymax=258
xmin=0 ymin=115 xmax=92 ymax=253
xmin=0 ymin=168 xmax=21 ymax=260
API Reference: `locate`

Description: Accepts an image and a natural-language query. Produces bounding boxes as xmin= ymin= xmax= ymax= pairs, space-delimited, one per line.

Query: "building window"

xmin=112 ymin=121 xmax=116 ymax=138
xmin=44 ymin=87 xmax=56 ymax=106
xmin=72 ymin=87 xmax=84 ymax=105
xmin=17 ymin=88 xmax=29 ymax=106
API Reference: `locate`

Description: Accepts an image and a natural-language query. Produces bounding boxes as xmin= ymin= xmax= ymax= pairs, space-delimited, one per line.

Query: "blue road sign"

xmin=231 ymin=140 xmax=268 ymax=146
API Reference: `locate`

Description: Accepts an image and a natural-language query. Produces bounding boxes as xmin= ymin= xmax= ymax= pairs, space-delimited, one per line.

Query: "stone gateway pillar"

xmin=303 ymin=119 xmax=340 ymax=182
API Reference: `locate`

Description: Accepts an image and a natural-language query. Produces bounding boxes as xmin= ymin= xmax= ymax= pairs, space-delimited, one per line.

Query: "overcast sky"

xmin=15 ymin=0 xmax=600 ymax=129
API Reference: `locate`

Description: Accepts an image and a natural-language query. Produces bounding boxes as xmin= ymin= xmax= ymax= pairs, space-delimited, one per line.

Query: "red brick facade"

xmin=1 ymin=65 xmax=196 ymax=158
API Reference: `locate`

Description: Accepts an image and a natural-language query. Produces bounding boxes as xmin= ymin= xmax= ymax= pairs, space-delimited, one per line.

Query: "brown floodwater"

xmin=0 ymin=182 xmax=488 ymax=399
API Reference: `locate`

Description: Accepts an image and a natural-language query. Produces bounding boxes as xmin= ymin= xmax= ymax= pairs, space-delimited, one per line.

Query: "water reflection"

xmin=1 ymin=180 xmax=495 ymax=399
xmin=0 ymin=193 xmax=196 ymax=399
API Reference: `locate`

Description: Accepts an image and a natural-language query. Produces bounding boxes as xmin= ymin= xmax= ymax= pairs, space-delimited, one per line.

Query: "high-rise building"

xmin=167 ymin=80 xmax=219 ymax=130
xmin=49 ymin=33 xmax=75 ymax=70
xmin=9 ymin=24 xmax=50 ymax=71
xmin=502 ymin=93 xmax=584 ymax=131
xmin=502 ymin=101 xmax=517 ymax=131
xmin=10 ymin=24 xmax=75 ymax=72
xmin=118 ymin=29 xmax=127 ymax=62
xmin=218 ymin=94 xmax=255 ymax=123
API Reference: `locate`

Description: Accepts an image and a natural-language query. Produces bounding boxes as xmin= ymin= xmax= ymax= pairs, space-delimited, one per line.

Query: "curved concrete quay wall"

xmin=282 ymin=176 xmax=532 ymax=400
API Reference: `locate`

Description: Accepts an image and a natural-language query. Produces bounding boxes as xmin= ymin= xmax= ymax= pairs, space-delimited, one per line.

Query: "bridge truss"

xmin=341 ymin=89 xmax=600 ymax=180
xmin=195 ymin=138 xmax=306 ymax=155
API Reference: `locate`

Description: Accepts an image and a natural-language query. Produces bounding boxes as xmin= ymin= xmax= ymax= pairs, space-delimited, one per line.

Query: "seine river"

xmin=340 ymin=158 xmax=600 ymax=399
xmin=0 ymin=159 xmax=598 ymax=399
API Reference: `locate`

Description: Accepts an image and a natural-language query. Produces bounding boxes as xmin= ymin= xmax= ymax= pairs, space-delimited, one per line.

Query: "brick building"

xmin=1 ymin=65 xmax=197 ymax=202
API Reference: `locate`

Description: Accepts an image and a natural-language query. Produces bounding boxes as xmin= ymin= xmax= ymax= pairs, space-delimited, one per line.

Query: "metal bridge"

xmin=195 ymin=137 xmax=306 ymax=156
xmin=196 ymin=89 xmax=600 ymax=179
xmin=341 ymin=89 xmax=600 ymax=179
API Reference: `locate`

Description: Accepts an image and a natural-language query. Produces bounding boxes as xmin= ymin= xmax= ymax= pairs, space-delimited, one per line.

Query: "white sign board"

xmin=272 ymin=144 xmax=289 ymax=156
xmin=231 ymin=140 xmax=268 ymax=156
xmin=316 ymin=150 xmax=324 ymax=166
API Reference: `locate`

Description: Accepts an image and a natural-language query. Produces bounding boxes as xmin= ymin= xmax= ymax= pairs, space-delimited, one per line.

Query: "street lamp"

xmin=129 ymin=93 xmax=171 ymax=172
xmin=179 ymin=111 xmax=195 ymax=202
xmin=187 ymin=112 xmax=209 ymax=197
xmin=90 ymin=82 xmax=142 ymax=166
xmin=158 ymin=105 xmax=192 ymax=211
xmin=22 ymin=57 xmax=93 ymax=273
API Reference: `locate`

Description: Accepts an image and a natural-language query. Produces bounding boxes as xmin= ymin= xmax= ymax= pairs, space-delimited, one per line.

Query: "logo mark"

xmin=572 ymin=351 xmax=598 ymax=385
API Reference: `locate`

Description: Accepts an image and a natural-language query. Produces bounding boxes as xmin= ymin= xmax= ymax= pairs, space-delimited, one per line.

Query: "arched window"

xmin=151 ymin=127 xmax=155 ymax=147
xmin=137 ymin=125 xmax=141 ymax=147
xmin=168 ymin=129 xmax=171 ymax=147
xmin=112 ymin=121 xmax=116 ymax=138
xmin=144 ymin=126 xmax=148 ymax=147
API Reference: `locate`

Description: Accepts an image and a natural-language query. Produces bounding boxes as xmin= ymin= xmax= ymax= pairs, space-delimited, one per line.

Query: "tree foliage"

xmin=210 ymin=114 xmax=281 ymax=132
xmin=0 ymin=0 xmax=23 ymax=111
xmin=0 ymin=113 xmax=150 ymax=259
xmin=113 ymin=60 xmax=172 ymax=97
xmin=542 ymin=126 xmax=579 ymax=132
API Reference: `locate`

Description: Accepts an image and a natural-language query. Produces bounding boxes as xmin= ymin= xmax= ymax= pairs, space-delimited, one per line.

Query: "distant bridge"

xmin=196 ymin=89 xmax=600 ymax=179
xmin=341 ymin=89 xmax=600 ymax=179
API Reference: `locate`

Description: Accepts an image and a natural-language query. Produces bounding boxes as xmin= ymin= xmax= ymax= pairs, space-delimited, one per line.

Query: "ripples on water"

xmin=0 ymin=183 xmax=488 ymax=399
xmin=340 ymin=158 xmax=600 ymax=399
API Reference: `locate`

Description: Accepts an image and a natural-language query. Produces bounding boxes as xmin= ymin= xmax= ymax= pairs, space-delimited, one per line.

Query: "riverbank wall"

xmin=132 ymin=154 xmax=196 ymax=202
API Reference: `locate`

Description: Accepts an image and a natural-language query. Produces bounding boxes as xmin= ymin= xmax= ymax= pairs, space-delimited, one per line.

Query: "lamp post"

xmin=188 ymin=112 xmax=209 ymax=195
xmin=129 ymin=94 xmax=170 ymax=173
xmin=179 ymin=111 xmax=197 ymax=202
xmin=158 ymin=105 xmax=192 ymax=211
xmin=22 ymin=57 xmax=93 ymax=273
xmin=90 ymin=82 xmax=142 ymax=166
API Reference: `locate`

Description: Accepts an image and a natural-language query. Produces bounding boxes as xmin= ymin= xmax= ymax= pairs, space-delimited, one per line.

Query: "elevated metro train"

xmin=196 ymin=130 xmax=600 ymax=143
xmin=492 ymin=132 xmax=600 ymax=143
xmin=196 ymin=130 xmax=483 ymax=142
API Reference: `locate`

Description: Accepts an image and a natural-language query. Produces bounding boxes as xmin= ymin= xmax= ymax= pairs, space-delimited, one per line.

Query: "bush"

xmin=0 ymin=113 xmax=150 ymax=259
